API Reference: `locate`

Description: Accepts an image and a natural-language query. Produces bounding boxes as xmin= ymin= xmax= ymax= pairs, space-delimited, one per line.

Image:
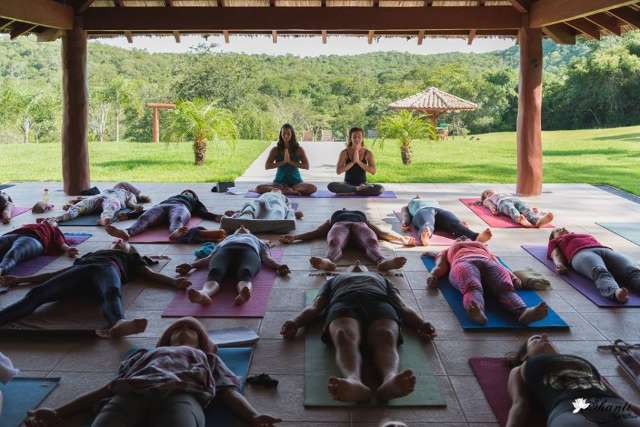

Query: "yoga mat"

xmin=162 ymin=250 xmax=283 ymax=318
xmin=460 ymin=198 xmax=553 ymax=228
xmin=0 ymin=256 xmax=171 ymax=333
xmin=421 ymin=256 xmax=568 ymax=330
xmin=469 ymin=358 xmax=545 ymax=427
xmin=522 ymin=245 xmax=640 ymax=308
xmin=0 ymin=377 xmax=60 ymax=427
xmin=245 ymin=190 xmax=397 ymax=199
xmin=209 ymin=327 xmax=259 ymax=347
xmin=392 ymin=210 xmax=455 ymax=245
xmin=0 ymin=184 xmax=14 ymax=190
xmin=129 ymin=217 xmax=203 ymax=243
xmin=303 ymin=290 xmax=445 ymax=407
xmin=9 ymin=232 xmax=92 ymax=277
xmin=598 ymin=222 xmax=640 ymax=247
xmin=58 ymin=208 xmax=132 ymax=226
xmin=10 ymin=207 xmax=30 ymax=218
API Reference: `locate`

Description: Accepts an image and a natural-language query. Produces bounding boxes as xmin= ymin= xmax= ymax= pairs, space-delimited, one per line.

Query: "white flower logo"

xmin=572 ymin=398 xmax=591 ymax=413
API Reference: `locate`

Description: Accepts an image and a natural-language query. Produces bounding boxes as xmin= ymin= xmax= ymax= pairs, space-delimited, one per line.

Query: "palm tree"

xmin=171 ymin=99 xmax=238 ymax=165
xmin=376 ymin=110 xmax=437 ymax=165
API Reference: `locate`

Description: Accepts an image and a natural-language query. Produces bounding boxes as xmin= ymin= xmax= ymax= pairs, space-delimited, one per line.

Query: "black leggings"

xmin=412 ymin=207 xmax=478 ymax=240
xmin=207 ymin=245 xmax=261 ymax=283
xmin=0 ymin=263 xmax=124 ymax=327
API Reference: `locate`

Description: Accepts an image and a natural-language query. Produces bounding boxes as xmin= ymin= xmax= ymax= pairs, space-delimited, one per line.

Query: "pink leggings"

xmin=326 ymin=221 xmax=385 ymax=264
xmin=449 ymin=257 xmax=527 ymax=315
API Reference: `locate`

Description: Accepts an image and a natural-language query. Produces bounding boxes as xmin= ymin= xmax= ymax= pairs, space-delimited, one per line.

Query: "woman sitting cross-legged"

xmin=400 ymin=195 xmax=492 ymax=246
xmin=506 ymin=334 xmax=640 ymax=427
xmin=427 ymin=238 xmax=548 ymax=325
xmin=548 ymin=227 xmax=640 ymax=303
xmin=281 ymin=263 xmax=436 ymax=403
xmin=279 ymin=208 xmax=413 ymax=272
xmin=254 ymin=124 xmax=317 ymax=196
xmin=327 ymin=127 xmax=384 ymax=196
xmin=0 ymin=240 xmax=190 ymax=338
xmin=0 ymin=220 xmax=79 ymax=276
xmin=175 ymin=226 xmax=290 ymax=305
xmin=24 ymin=317 xmax=282 ymax=427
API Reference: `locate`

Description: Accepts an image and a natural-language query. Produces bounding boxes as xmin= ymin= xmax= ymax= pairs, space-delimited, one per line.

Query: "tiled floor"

xmin=2 ymin=181 xmax=640 ymax=426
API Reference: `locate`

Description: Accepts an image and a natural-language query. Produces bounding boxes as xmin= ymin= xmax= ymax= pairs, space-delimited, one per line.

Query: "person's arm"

xmin=335 ymin=150 xmax=355 ymax=175
xmin=280 ymin=292 xmax=329 ymax=338
xmin=296 ymin=147 xmax=311 ymax=170
xmin=400 ymin=206 xmax=412 ymax=231
xmin=426 ymin=251 xmax=450 ymax=289
xmin=265 ymin=147 xmax=285 ymax=170
xmin=394 ymin=291 xmax=436 ymax=340
xmin=139 ymin=265 xmax=191 ymax=289
xmin=59 ymin=243 xmax=79 ymax=258
xmin=506 ymin=366 xmax=531 ymax=427
xmin=198 ymin=210 xmax=223 ymax=222
xmin=359 ymin=150 xmax=377 ymax=175
xmin=482 ymin=197 xmax=498 ymax=214
xmin=367 ymin=221 xmax=411 ymax=246
xmin=261 ymin=250 xmax=290 ymax=276
xmin=175 ymin=254 xmax=212 ymax=275
xmin=280 ymin=220 xmax=331 ymax=243
xmin=550 ymin=248 xmax=569 ymax=273
xmin=1 ymin=267 xmax=71 ymax=288
xmin=219 ymin=388 xmax=282 ymax=426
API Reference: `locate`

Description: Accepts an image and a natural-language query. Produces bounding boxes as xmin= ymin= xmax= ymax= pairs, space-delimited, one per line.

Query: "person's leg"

xmin=0 ymin=234 xmax=17 ymax=259
xmin=355 ymin=184 xmax=384 ymax=196
xmin=367 ymin=319 xmax=416 ymax=401
xmin=63 ymin=198 xmax=97 ymax=221
xmin=412 ymin=208 xmax=436 ymax=246
xmin=118 ymin=205 xmax=167 ymax=238
xmin=0 ymin=236 xmax=43 ymax=274
xmin=350 ymin=222 xmax=406 ymax=271
xmin=152 ymin=393 xmax=205 ymax=427
xmin=571 ymin=248 xmax=625 ymax=301
xmin=449 ymin=260 xmax=487 ymax=324
xmin=292 ymin=182 xmax=317 ymax=196
xmin=234 ymin=200 xmax=260 ymax=219
xmin=188 ymin=247 xmax=230 ymax=304
xmin=254 ymin=183 xmax=280 ymax=194
xmin=311 ymin=222 xmax=349 ymax=270
xmin=234 ymin=247 xmax=262 ymax=305
xmin=434 ymin=208 xmax=492 ymax=242
xmin=513 ymin=199 xmax=540 ymax=225
xmin=327 ymin=182 xmax=358 ymax=194
xmin=99 ymin=197 xmax=121 ymax=225
xmin=596 ymin=248 xmax=640 ymax=296
xmin=91 ymin=393 xmax=147 ymax=427
xmin=168 ymin=204 xmax=192 ymax=240
xmin=327 ymin=317 xmax=371 ymax=402
xmin=498 ymin=200 xmax=532 ymax=227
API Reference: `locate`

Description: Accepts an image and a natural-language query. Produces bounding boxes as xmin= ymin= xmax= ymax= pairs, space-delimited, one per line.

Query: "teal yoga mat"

xmin=58 ymin=208 xmax=132 ymax=226
xmin=421 ymin=256 xmax=568 ymax=330
xmin=303 ymin=290 xmax=446 ymax=407
xmin=0 ymin=377 xmax=60 ymax=427
xmin=598 ymin=222 xmax=640 ymax=247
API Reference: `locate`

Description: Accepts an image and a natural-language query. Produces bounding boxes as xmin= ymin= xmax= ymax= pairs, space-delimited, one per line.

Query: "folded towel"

xmin=513 ymin=268 xmax=551 ymax=290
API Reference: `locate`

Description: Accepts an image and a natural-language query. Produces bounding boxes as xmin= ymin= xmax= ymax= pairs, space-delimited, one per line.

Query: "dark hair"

xmin=506 ymin=340 xmax=530 ymax=368
xmin=347 ymin=127 xmax=365 ymax=148
xmin=180 ymin=189 xmax=199 ymax=201
xmin=277 ymin=123 xmax=300 ymax=155
xmin=480 ymin=190 xmax=492 ymax=202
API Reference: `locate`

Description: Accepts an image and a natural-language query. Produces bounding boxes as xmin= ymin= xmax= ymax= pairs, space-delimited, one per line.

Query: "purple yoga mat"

xmin=522 ymin=245 xmax=640 ymax=307
xmin=245 ymin=190 xmax=397 ymax=199
xmin=392 ymin=210 xmax=455 ymax=245
xmin=9 ymin=232 xmax=92 ymax=277
xmin=129 ymin=217 xmax=203 ymax=243
xmin=162 ymin=249 xmax=283 ymax=318
xmin=10 ymin=207 xmax=30 ymax=218
xmin=460 ymin=198 xmax=553 ymax=229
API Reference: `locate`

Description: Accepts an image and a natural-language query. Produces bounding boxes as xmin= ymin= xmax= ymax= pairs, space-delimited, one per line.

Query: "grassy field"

xmin=0 ymin=140 xmax=270 ymax=183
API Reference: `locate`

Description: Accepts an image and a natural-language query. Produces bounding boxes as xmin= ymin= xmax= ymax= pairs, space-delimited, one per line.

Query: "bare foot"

xmin=376 ymin=370 xmax=416 ymax=401
xmin=420 ymin=229 xmax=431 ymax=246
xmin=99 ymin=318 xmax=148 ymax=339
xmin=466 ymin=301 xmax=488 ymax=324
xmin=516 ymin=215 xmax=534 ymax=228
xmin=105 ymin=225 xmax=130 ymax=241
xmin=476 ymin=228 xmax=493 ymax=243
xmin=188 ymin=288 xmax=213 ymax=305
xmin=169 ymin=226 xmax=189 ymax=241
xmin=310 ymin=256 xmax=336 ymax=271
xmin=518 ymin=302 xmax=548 ymax=324
xmin=615 ymin=287 xmax=629 ymax=303
xmin=377 ymin=257 xmax=407 ymax=272
xmin=234 ymin=286 xmax=252 ymax=305
xmin=327 ymin=377 xmax=372 ymax=402
xmin=535 ymin=212 xmax=554 ymax=228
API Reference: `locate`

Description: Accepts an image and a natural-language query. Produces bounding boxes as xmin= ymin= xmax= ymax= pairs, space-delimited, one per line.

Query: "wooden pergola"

xmin=1 ymin=1 xmax=640 ymax=195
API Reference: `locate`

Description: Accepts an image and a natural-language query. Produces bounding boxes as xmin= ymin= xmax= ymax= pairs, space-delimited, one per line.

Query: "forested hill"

xmin=0 ymin=33 xmax=639 ymax=144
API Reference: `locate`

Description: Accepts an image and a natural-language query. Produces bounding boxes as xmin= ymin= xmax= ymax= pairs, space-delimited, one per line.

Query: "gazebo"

xmin=389 ymin=86 xmax=478 ymax=130
xmin=1 ymin=1 xmax=640 ymax=196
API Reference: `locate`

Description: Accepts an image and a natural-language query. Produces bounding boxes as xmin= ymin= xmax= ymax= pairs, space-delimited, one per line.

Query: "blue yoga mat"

xmin=0 ymin=184 xmax=14 ymax=190
xmin=421 ymin=256 xmax=568 ymax=330
xmin=0 ymin=377 xmax=60 ymax=427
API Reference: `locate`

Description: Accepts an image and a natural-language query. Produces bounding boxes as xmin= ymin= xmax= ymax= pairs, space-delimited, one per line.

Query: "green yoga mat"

xmin=303 ymin=290 xmax=445 ymax=407
xmin=598 ymin=222 xmax=640 ymax=247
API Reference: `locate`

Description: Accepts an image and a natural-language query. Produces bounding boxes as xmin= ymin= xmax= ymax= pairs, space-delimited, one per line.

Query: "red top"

xmin=10 ymin=222 xmax=69 ymax=255
xmin=547 ymin=233 xmax=608 ymax=263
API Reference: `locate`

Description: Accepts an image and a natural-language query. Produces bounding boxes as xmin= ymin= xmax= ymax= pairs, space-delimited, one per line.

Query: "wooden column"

xmin=61 ymin=20 xmax=89 ymax=195
xmin=516 ymin=15 xmax=543 ymax=196
xmin=151 ymin=107 xmax=160 ymax=143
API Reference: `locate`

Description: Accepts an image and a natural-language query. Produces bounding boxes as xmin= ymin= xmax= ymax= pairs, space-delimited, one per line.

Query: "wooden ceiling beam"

xmin=10 ymin=22 xmax=37 ymax=39
xmin=83 ymin=7 xmax=523 ymax=32
xmin=0 ymin=0 xmax=73 ymax=30
xmin=75 ymin=1 xmax=96 ymax=14
xmin=530 ymin=0 xmax=639 ymax=28
xmin=417 ymin=29 xmax=424 ymax=45
xmin=0 ymin=19 xmax=13 ymax=31
xmin=542 ymin=23 xmax=576 ymax=44
xmin=510 ymin=0 xmax=528 ymax=13
xmin=585 ymin=12 xmax=622 ymax=35
xmin=608 ymin=6 xmax=640 ymax=29
xmin=565 ymin=17 xmax=602 ymax=39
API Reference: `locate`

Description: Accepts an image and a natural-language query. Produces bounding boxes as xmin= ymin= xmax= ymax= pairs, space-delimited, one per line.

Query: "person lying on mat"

xmin=24 ymin=317 xmax=282 ymax=427
xmin=0 ymin=190 xmax=14 ymax=225
xmin=175 ymin=226 xmax=290 ymax=306
xmin=279 ymin=208 xmax=412 ymax=272
xmin=280 ymin=263 xmax=436 ymax=403
xmin=0 ymin=240 xmax=190 ymax=338
xmin=479 ymin=189 xmax=554 ymax=228
xmin=0 ymin=219 xmax=79 ymax=276
xmin=225 ymin=188 xmax=303 ymax=220
xmin=105 ymin=189 xmax=222 ymax=242
xmin=548 ymin=227 xmax=640 ymax=303
xmin=254 ymin=123 xmax=317 ymax=196
xmin=400 ymin=195 xmax=492 ymax=246
xmin=427 ymin=238 xmax=548 ymax=325
xmin=41 ymin=182 xmax=151 ymax=227
xmin=328 ymin=127 xmax=384 ymax=196
xmin=506 ymin=334 xmax=640 ymax=427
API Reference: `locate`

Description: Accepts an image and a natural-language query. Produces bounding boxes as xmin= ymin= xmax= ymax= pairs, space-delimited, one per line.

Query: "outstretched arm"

xmin=280 ymin=220 xmax=331 ymax=243
xmin=175 ymin=254 xmax=212 ymax=276
xmin=506 ymin=366 xmax=531 ymax=427
xmin=550 ymin=248 xmax=569 ymax=273
xmin=1 ymin=267 xmax=72 ymax=288
xmin=395 ymin=292 xmax=436 ymax=340
xmin=367 ymin=221 xmax=410 ymax=245
xmin=219 ymin=388 xmax=282 ymax=426
xmin=139 ymin=265 xmax=190 ymax=289
xmin=280 ymin=293 xmax=328 ymax=339
xmin=426 ymin=251 xmax=450 ymax=289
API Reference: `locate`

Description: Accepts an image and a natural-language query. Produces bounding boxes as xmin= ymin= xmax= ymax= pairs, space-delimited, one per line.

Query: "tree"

xmin=169 ymin=99 xmax=238 ymax=165
xmin=376 ymin=111 xmax=436 ymax=165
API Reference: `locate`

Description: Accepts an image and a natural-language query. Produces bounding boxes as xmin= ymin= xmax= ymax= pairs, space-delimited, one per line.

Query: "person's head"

xmin=480 ymin=189 xmax=496 ymax=202
xmin=180 ymin=189 xmax=199 ymax=201
xmin=234 ymin=225 xmax=251 ymax=235
xmin=347 ymin=127 xmax=365 ymax=149
xmin=346 ymin=260 xmax=368 ymax=273
xmin=277 ymin=123 xmax=299 ymax=152
xmin=508 ymin=334 xmax=557 ymax=367
xmin=157 ymin=317 xmax=217 ymax=354
xmin=549 ymin=227 xmax=570 ymax=240
xmin=111 ymin=239 xmax=136 ymax=254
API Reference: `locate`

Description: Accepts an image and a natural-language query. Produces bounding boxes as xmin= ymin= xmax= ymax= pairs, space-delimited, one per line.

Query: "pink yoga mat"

xmin=10 ymin=207 xmax=30 ymax=218
xmin=460 ymin=198 xmax=553 ymax=228
xmin=392 ymin=211 xmax=455 ymax=245
xmin=162 ymin=249 xmax=283 ymax=318
xmin=129 ymin=217 xmax=203 ymax=243
xmin=470 ymin=357 xmax=545 ymax=427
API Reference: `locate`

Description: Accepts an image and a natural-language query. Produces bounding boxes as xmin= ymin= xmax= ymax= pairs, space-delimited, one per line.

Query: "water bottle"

xmin=42 ymin=188 xmax=49 ymax=205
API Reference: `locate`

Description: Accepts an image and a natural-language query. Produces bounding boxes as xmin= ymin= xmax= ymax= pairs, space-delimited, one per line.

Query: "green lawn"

xmin=0 ymin=140 xmax=270 ymax=183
